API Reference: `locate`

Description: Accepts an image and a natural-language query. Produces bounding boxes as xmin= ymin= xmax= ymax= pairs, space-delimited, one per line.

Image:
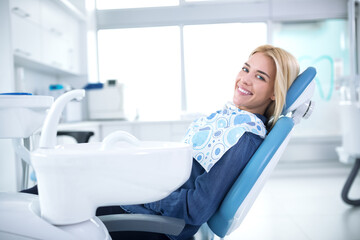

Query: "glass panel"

xmin=183 ymin=22 xmax=267 ymax=114
xmin=97 ymin=27 xmax=181 ymax=121
xmin=96 ymin=0 xmax=179 ymax=10
xmin=273 ymin=19 xmax=349 ymax=136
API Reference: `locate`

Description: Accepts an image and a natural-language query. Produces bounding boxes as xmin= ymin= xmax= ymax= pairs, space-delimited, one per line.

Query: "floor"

xmin=213 ymin=161 xmax=360 ymax=240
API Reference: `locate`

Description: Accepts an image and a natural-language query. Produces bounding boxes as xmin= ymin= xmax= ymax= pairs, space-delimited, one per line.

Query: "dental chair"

xmin=99 ymin=67 xmax=317 ymax=239
xmin=57 ymin=131 xmax=94 ymax=144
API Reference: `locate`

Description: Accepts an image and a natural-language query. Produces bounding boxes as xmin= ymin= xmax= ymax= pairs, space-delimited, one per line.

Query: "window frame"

xmin=96 ymin=0 xmax=346 ymax=29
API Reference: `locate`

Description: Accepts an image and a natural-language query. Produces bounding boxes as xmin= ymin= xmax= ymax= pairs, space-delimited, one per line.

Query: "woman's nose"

xmin=241 ymin=74 xmax=252 ymax=85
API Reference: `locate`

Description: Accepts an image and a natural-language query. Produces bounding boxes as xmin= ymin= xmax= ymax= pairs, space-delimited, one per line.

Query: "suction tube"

xmin=39 ymin=90 xmax=85 ymax=149
xmin=341 ymin=158 xmax=360 ymax=206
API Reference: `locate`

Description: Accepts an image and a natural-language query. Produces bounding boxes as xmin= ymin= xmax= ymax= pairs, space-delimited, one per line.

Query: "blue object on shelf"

xmin=49 ymin=84 xmax=64 ymax=91
xmin=0 ymin=92 xmax=33 ymax=95
xmin=83 ymin=83 xmax=104 ymax=90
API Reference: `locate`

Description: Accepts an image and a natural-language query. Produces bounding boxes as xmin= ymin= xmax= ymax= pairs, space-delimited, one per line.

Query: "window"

xmin=97 ymin=27 xmax=181 ymax=121
xmin=183 ymin=23 xmax=267 ymax=114
xmin=97 ymin=23 xmax=267 ymax=120
xmin=273 ymin=19 xmax=349 ymax=136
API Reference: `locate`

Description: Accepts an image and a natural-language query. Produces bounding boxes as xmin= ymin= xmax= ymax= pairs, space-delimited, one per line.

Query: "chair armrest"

xmin=98 ymin=214 xmax=185 ymax=235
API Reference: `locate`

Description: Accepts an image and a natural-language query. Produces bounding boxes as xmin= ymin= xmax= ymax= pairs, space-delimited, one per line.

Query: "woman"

xmin=24 ymin=45 xmax=299 ymax=240
xmin=97 ymin=45 xmax=299 ymax=240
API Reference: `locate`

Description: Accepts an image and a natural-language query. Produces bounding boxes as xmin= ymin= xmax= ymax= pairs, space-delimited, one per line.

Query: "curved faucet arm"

xmin=39 ymin=90 xmax=85 ymax=149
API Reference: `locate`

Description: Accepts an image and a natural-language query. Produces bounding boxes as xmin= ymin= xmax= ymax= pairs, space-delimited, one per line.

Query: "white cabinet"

xmin=41 ymin=0 xmax=80 ymax=73
xmin=9 ymin=0 xmax=83 ymax=75
xmin=41 ymin=0 xmax=67 ymax=70
xmin=42 ymin=29 xmax=67 ymax=69
xmin=62 ymin=15 xmax=80 ymax=73
xmin=11 ymin=13 xmax=42 ymax=62
xmin=10 ymin=0 xmax=41 ymax=24
xmin=10 ymin=0 xmax=42 ymax=62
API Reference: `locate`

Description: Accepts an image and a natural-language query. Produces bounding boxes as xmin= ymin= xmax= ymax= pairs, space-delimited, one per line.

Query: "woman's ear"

xmin=271 ymin=94 xmax=275 ymax=101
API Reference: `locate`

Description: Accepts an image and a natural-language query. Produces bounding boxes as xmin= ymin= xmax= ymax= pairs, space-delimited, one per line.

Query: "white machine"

xmin=335 ymin=0 xmax=360 ymax=206
xmin=86 ymin=81 xmax=126 ymax=120
xmin=0 ymin=90 xmax=193 ymax=239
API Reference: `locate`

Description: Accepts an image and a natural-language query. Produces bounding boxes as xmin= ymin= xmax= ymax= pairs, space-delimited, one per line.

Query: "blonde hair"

xmin=250 ymin=45 xmax=300 ymax=129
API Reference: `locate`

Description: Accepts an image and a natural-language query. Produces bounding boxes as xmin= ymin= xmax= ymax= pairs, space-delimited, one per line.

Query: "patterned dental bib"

xmin=183 ymin=103 xmax=267 ymax=172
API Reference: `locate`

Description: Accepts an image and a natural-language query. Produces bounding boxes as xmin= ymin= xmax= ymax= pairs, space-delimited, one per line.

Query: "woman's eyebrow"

xmin=257 ymin=70 xmax=270 ymax=79
xmin=245 ymin=62 xmax=271 ymax=79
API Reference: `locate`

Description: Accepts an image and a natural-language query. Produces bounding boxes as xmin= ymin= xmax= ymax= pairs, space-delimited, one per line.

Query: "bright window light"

xmin=183 ymin=22 xmax=267 ymax=114
xmin=96 ymin=0 xmax=179 ymax=10
xmin=273 ymin=19 xmax=349 ymax=137
xmin=98 ymin=27 xmax=181 ymax=121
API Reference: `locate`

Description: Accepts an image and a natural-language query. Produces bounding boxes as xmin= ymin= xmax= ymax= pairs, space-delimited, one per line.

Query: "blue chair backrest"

xmin=207 ymin=67 xmax=317 ymax=237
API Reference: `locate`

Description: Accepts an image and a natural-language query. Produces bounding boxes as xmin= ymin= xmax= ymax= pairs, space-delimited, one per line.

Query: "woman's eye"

xmin=256 ymin=75 xmax=265 ymax=81
xmin=242 ymin=67 xmax=249 ymax=72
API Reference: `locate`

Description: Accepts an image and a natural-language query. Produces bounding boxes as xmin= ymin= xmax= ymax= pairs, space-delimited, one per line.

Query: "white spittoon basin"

xmin=29 ymin=89 xmax=193 ymax=225
xmin=32 ymin=135 xmax=193 ymax=225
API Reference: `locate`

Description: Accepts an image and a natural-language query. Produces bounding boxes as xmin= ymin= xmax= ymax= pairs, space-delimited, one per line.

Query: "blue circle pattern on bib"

xmin=183 ymin=104 xmax=267 ymax=172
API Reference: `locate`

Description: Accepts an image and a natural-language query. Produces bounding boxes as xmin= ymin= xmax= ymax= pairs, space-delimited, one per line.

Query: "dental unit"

xmin=0 ymin=90 xmax=192 ymax=239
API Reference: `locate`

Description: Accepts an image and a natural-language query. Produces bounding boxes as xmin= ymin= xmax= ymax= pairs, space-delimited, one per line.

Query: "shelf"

xmin=14 ymin=54 xmax=83 ymax=77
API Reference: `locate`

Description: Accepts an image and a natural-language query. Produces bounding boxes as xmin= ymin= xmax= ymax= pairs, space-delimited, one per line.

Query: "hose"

xmin=341 ymin=158 xmax=360 ymax=206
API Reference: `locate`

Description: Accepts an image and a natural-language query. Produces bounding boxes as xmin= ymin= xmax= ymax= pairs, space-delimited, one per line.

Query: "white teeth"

xmin=238 ymin=87 xmax=251 ymax=95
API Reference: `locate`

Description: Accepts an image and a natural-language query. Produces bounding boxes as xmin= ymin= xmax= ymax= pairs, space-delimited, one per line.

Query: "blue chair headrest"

xmin=282 ymin=67 xmax=317 ymax=115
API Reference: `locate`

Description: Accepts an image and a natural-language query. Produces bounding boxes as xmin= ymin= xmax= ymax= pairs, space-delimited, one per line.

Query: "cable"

xmin=341 ymin=158 xmax=360 ymax=206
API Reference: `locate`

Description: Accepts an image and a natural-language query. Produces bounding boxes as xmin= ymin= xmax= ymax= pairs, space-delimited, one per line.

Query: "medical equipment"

xmin=0 ymin=90 xmax=193 ymax=239
xmin=336 ymin=104 xmax=360 ymax=206
xmin=98 ymin=67 xmax=317 ymax=239
xmin=85 ymin=81 xmax=126 ymax=120
xmin=335 ymin=0 xmax=360 ymax=207
xmin=57 ymin=131 xmax=94 ymax=143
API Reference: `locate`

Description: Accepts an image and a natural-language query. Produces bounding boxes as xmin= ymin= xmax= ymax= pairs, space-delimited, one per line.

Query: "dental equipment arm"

xmin=39 ymin=90 xmax=85 ymax=149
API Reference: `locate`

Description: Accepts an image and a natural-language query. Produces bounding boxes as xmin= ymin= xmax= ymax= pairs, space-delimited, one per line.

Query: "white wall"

xmin=0 ymin=0 xmax=17 ymax=192
xmin=0 ymin=0 xmax=14 ymax=92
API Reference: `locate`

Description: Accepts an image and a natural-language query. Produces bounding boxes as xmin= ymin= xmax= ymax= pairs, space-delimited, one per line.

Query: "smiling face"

xmin=233 ymin=52 xmax=276 ymax=115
